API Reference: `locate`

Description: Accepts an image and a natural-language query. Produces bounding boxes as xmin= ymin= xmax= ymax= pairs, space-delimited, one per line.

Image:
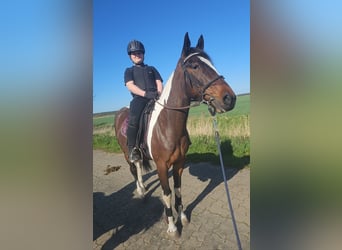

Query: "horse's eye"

xmin=192 ymin=64 xmax=199 ymax=70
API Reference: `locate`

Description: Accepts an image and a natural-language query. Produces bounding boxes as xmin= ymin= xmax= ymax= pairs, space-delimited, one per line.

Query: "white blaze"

xmin=198 ymin=56 xmax=220 ymax=74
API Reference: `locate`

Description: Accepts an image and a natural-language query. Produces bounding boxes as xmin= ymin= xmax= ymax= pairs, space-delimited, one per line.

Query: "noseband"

xmin=181 ymin=52 xmax=224 ymax=104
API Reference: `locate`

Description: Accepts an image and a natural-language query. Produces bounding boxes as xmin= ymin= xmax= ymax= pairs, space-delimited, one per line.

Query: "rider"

xmin=124 ymin=40 xmax=163 ymax=162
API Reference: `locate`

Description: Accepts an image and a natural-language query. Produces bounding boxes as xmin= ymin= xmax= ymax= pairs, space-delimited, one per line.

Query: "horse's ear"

xmin=196 ymin=34 xmax=204 ymax=50
xmin=182 ymin=32 xmax=191 ymax=56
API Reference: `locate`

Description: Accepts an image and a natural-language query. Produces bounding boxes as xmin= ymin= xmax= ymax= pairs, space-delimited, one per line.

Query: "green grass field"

xmin=93 ymin=94 xmax=250 ymax=128
xmin=93 ymin=115 xmax=115 ymax=128
xmin=93 ymin=94 xmax=250 ymax=167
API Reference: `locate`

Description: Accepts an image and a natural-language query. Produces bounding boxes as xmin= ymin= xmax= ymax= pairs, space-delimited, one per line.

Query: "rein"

xmin=155 ymin=100 xmax=201 ymax=110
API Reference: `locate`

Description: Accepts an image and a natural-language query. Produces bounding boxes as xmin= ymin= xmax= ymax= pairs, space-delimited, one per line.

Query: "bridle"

xmin=181 ymin=52 xmax=224 ymax=106
xmin=156 ymin=52 xmax=224 ymax=111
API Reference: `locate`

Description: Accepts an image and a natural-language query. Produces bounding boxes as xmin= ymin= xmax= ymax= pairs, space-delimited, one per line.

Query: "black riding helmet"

xmin=127 ymin=40 xmax=145 ymax=55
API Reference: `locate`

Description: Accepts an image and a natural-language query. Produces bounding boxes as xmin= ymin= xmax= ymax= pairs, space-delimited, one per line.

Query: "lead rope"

xmin=212 ymin=114 xmax=242 ymax=250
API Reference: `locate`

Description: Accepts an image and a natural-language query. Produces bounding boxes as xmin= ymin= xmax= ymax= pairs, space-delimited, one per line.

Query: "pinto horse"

xmin=114 ymin=32 xmax=236 ymax=237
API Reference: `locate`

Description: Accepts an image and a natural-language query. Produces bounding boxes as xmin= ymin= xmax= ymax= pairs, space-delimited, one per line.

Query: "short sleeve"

xmin=150 ymin=66 xmax=163 ymax=82
xmin=124 ymin=67 xmax=134 ymax=85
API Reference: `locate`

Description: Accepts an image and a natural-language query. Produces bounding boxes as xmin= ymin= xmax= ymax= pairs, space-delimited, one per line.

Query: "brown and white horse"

xmin=115 ymin=32 xmax=236 ymax=237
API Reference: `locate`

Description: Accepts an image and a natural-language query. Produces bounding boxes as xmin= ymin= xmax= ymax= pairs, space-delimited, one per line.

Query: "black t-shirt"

xmin=124 ymin=64 xmax=163 ymax=95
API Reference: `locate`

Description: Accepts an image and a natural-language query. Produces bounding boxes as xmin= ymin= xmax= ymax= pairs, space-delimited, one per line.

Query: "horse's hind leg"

xmin=135 ymin=161 xmax=146 ymax=197
xmin=173 ymin=164 xmax=189 ymax=226
xmin=129 ymin=162 xmax=146 ymax=198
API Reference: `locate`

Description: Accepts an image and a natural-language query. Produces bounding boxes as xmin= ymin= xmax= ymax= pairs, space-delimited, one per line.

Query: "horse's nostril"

xmin=223 ymin=95 xmax=230 ymax=104
xmin=223 ymin=94 xmax=231 ymax=104
xmin=223 ymin=94 xmax=236 ymax=108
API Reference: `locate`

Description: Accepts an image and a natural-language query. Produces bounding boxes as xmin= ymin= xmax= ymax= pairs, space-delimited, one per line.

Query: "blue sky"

xmin=93 ymin=0 xmax=250 ymax=113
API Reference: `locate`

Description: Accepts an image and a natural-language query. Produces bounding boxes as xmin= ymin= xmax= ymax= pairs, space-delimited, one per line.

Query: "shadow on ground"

xmin=184 ymin=139 xmax=250 ymax=222
xmin=93 ymin=170 xmax=162 ymax=249
xmin=93 ymin=139 xmax=250 ymax=246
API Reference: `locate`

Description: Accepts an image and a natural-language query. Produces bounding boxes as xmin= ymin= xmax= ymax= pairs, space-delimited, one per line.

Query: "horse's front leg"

xmin=173 ymin=164 xmax=189 ymax=226
xmin=134 ymin=160 xmax=146 ymax=197
xmin=157 ymin=165 xmax=179 ymax=237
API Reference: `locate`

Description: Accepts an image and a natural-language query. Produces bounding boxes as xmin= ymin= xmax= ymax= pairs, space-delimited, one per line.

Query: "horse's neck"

xmin=152 ymin=69 xmax=190 ymax=130
xmin=163 ymin=68 xmax=190 ymax=108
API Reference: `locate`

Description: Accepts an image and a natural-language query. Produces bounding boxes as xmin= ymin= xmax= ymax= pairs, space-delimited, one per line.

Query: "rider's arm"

xmin=126 ymin=81 xmax=146 ymax=97
xmin=156 ymin=79 xmax=163 ymax=95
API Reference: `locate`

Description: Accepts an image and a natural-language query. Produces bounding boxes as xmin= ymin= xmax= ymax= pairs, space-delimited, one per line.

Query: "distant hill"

xmin=93 ymin=110 xmax=117 ymax=118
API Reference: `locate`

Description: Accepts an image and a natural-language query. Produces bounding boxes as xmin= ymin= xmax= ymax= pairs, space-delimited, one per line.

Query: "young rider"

xmin=124 ymin=40 xmax=163 ymax=162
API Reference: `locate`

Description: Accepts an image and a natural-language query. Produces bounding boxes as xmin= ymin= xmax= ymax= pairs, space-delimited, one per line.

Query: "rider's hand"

xmin=144 ymin=91 xmax=158 ymax=100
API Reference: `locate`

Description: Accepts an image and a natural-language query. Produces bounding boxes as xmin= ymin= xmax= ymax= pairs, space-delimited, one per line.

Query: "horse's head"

xmin=180 ymin=32 xmax=236 ymax=114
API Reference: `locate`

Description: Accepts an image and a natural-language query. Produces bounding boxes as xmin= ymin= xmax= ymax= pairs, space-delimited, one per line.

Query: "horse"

xmin=114 ymin=32 xmax=236 ymax=237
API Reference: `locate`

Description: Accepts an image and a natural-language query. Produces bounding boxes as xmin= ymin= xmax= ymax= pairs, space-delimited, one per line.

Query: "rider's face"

xmin=130 ymin=52 xmax=144 ymax=65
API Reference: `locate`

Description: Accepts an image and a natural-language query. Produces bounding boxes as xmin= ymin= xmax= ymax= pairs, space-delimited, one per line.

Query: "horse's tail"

xmin=142 ymin=158 xmax=152 ymax=172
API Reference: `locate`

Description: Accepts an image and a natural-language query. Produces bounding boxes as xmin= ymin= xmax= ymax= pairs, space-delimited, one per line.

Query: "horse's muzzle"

xmin=211 ymin=93 xmax=236 ymax=113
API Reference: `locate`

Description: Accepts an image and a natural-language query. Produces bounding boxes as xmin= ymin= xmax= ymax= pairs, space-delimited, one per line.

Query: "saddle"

xmin=136 ymin=99 xmax=155 ymax=160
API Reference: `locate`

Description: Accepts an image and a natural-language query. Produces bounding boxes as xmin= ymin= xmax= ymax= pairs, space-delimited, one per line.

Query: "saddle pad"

xmin=120 ymin=117 xmax=128 ymax=138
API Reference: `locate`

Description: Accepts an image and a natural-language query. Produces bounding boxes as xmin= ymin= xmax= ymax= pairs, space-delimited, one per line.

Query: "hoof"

xmin=138 ymin=192 xmax=145 ymax=199
xmin=136 ymin=188 xmax=146 ymax=199
xmin=167 ymin=229 xmax=180 ymax=239
xmin=178 ymin=212 xmax=189 ymax=226
xmin=136 ymin=183 xmax=146 ymax=198
xmin=181 ymin=216 xmax=189 ymax=226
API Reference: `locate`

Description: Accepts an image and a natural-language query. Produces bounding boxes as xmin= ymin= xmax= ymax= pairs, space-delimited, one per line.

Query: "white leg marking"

xmin=167 ymin=216 xmax=177 ymax=233
xmin=162 ymin=193 xmax=172 ymax=209
xmin=180 ymin=211 xmax=189 ymax=226
xmin=162 ymin=193 xmax=177 ymax=233
xmin=135 ymin=161 xmax=146 ymax=197
xmin=174 ymin=188 xmax=189 ymax=226
xmin=175 ymin=187 xmax=181 ymax=198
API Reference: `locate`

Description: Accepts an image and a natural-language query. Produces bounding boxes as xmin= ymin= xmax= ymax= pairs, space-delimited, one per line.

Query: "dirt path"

xmin=93 ymin=150 xmax=250 ymax=250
